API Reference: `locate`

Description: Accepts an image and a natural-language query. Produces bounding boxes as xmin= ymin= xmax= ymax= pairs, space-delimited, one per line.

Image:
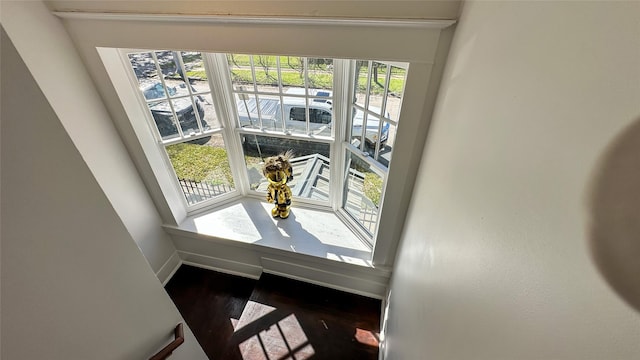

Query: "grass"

xmin=228 ymin=68 xmax=404 ymax=95
xmin=363 ymin=172 xmax=383 ymax=207
xmin=165 ymin=143 xmax=234 ymax=186
xmin=229 ymin=69 xmax=333 ymax=89
xmin=357 ymin=70 xmax=406 ymax=95
xmin=186 ymin=55 xmax=406 ymax=95
xmin=186 ymin=70 xmax=207 ymax=79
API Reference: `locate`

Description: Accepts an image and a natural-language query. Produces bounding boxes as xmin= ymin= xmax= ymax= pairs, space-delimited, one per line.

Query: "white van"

xmin=236 ymin=88 xmax=389 ymax=148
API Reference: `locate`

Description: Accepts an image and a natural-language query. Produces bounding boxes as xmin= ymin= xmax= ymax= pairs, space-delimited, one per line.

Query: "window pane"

xmin=147 ymin=100 xmax=179 ymax=140
xmin=375 ymin=121 xmax=395 ymax=169
xmin=351 ymin=108 xmax=382 ymax=154
xmin=236 ymin=93 xmax=260 ymax=129
xmin=343 ymin=150 xmax=382 ymax=239
xmin=197 ymin=93 xmax=219 ymax=130
xmin=153 ymin=51 xmax=213 ymax=97
xmin=350 ymin=112 xmax=394 ymax=168
xmin=309 ymin=109 xmax=332 ymax=125
xmin=181 ymin=52 xmax=211 ymax=94
xmin=365 ymin=111 xmax=382 ymax=153
xmin=354 ymin=60 xmax=369 ymax=108
xmin=165 ymin=133 xmax=235 ymax=206
xmin=385 ymin=66 xmax=406 ymax=122
xmin=285 ymin=102 xmax=309 ymax=136
xmin=243 ymin=135 xmax=330 ymax=202
xmin=152 ymin=51 xmax=190 ymax=98
xmin=349 ymin=60 xmax=407 ymax=168
xmin=307 ymin=58 xmax=334 ymax=91
xmin=154 ymin=50 xmax=177 ymax=75
xmin=290 ymin=107 xmax=306 ymax=122
xmin=252 ymin=55 xmax=279 ymax=92
xmin=280 ymin=56 xmax=305 ymax=89
xmin=256 ymin=94 xmax=284 ymax=131
xmin=367 ymin=62 xmax=387 ymax=116
xmin=128 ymin=52 xmax=164 ymax=100
xmin=172 ymin=98 xmax=201 ymax=136
xmin=227 ymin=54 xmax=255 ymax=92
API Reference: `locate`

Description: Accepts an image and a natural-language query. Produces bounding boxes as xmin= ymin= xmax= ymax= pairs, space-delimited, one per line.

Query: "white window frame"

xmin=77 ymin=14 xmax=454 ymax=268
xmin=222 ymin=54 xmax=338 ymax=209
xmin=339 ymin=60 xmax=410 ymax=244
xmin=122 ymin=50 xmax=407 ymax=247
xmin=121 ymin=49 xmax=242 ymax=214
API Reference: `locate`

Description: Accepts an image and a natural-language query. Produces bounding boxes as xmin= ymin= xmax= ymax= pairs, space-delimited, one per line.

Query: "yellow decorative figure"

xmin=262 ymin=151 xmax=294 ymax=219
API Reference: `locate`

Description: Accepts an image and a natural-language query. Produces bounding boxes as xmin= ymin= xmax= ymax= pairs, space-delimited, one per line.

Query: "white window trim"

xmin=83 ymin=15 xmax=454 ymax=268
xmin=121 ymin=51 xmax=399 ymax=248
xmin=214 ymin=53 xmax=342 ymax=210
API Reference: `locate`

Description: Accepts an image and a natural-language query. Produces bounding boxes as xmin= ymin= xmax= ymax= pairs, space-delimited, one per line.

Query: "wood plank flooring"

xmin=165 ymin=265 xmax=381 ymax=360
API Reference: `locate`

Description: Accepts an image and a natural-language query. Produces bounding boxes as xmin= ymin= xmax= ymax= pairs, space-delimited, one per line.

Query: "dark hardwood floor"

xmin=165 ymin=265 xmax=381 ymax=360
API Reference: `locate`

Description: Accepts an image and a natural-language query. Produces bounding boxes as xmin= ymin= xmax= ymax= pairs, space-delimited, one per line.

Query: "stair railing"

xmin=149 ymin=323 xmax=184 ymax=360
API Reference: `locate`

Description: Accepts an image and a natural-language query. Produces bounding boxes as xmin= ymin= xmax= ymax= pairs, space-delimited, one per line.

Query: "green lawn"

xmin=165 ymin=143 xmax=234 ymax=186
xmin=185 ymin=55 xmax=406 ymax=96
xmin=363 ymin=172 xmax=383 ymax=207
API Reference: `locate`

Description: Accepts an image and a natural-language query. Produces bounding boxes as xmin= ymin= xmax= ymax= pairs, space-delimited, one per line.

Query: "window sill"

xmin=168 ymin=197 xmax=374 ymax=267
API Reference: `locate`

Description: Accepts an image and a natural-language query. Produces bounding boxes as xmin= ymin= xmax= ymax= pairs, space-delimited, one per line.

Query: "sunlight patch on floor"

xmin=235 ymin=301 xmax=315 ymax=360
xmin=355 ymin=328 xmax=380 ymax=347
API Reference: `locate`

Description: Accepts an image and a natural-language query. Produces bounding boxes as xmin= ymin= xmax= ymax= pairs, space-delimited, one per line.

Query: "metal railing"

xmin=345 ymin=169 xmax=379 ymax=237
xmin=179 ymin=178 xmax=233 ymax=205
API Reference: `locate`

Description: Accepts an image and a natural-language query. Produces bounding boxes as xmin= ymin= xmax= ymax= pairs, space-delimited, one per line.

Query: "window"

xmin=342 ymin=61 xmax=407 ymax=240
xmin=227 ymin=54 xmax=335 ymax=206
xmin=124 ymin=51 xmax=408 ymax=246
xmin=128 ymin=51 xmax=235 ymax=206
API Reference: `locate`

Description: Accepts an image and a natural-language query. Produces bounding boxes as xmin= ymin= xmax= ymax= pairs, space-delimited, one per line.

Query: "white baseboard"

xmin=178 ymin=250 xmax=262 ymax=279
xmin=161 ymin=259 xmax=183 ymax=287
xmin=156 ymin=251 xmax=182 ymax=285
xmin=169 ymin=232 xmax=390 ymax=299
xmin=378 ymin=288 xmax=392 ymax=360
xmin=261 ymin=257 xmax=387 ymax=299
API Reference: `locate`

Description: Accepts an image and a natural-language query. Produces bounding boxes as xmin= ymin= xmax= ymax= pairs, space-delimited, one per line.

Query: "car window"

xmin=289 ymin=107 xmax=306 ymax=122
xmin=143 ymin=83 xmax=177 ymax=100
xmin=310 ymin=109 xmax=332 ymax=124
xmin=289 ymin=107 xmax=332 ymax=125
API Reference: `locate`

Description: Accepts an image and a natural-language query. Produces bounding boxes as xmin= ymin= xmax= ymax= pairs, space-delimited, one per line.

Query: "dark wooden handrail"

xmin=149 ymin=323 xmax=184 ymax=360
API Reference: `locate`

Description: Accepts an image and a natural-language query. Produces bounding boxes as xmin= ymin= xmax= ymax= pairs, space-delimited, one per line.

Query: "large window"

xmin=128 ymin=51 xmax=235 ymax=206
xmin=343 ymin=61 xmax=407 ymax=239
xmin=227 ymin=54 xmax=334 ymax=204
xmin=125 ymin=51 xmax=408 ymax=246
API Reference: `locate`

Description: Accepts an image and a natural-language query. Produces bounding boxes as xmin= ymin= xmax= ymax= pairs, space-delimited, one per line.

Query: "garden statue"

xmin=263 ymin=151 xmax=294 ymax=219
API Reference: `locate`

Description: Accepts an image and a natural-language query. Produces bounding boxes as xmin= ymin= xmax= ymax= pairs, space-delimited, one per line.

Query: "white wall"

xmin=0 ymin=28 xmax=206 ymax=360
xmin=0 ymin=0 xmax=178 ymax=280
xmin=386 ymin=1 xmax=640 ymax=359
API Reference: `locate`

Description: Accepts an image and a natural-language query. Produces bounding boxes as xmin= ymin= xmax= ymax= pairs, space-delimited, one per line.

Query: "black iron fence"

xmin=179 ymin=178 xmax=233 ymax=205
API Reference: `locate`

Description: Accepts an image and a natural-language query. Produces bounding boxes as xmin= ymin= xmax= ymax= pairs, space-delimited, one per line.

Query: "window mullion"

xmin=360 ymin=61 xmax=373 ymax=152
xmin=303 ymin=57 xmax=310 ymax=135
xmin=205 ymin=52 xmax=251 ymax=197
xmin=374 ymin=65 xmax=392 ymax=160
xmin=330 ymin=59 xmax=352 ymax=211
xmin=248 ymin=56 xmax=264 ymax=129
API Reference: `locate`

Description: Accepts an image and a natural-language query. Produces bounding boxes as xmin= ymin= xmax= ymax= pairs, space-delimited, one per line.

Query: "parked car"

xmin=141 ymin=82 xmax=209 ymax=145
xmin=236 ymin=88 xmax=389 ymax=149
